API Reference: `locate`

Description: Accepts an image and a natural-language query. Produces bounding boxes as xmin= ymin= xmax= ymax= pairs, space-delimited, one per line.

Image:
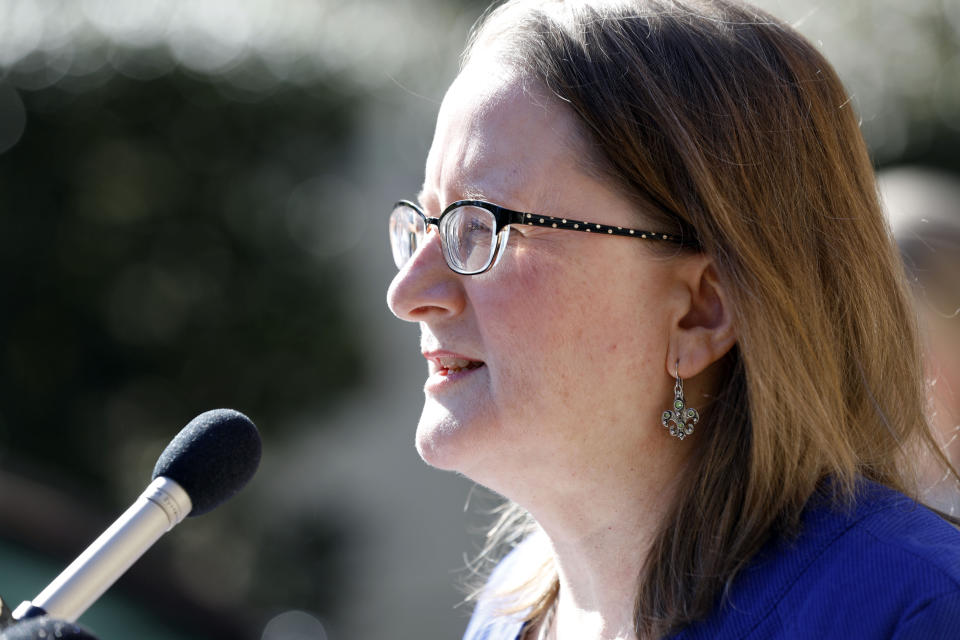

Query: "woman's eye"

xmin=466 ymin=220 xmax=491 ymax=235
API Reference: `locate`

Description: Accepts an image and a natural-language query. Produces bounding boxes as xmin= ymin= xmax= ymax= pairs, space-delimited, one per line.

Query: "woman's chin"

xmin=412 ymin=393 xmax=472 ymax=465
xmin=415 ymin=418 xmax=472 ymax=472
xmin=414 ymin=403 xmax=492 ymax=473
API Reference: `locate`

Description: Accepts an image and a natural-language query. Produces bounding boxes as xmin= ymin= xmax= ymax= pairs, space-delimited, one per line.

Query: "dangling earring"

xmin=662 ymin=360 xmax=699 ymax=440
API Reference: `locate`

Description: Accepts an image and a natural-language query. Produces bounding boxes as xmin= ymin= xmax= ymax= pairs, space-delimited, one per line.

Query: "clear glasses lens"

xmin=441 ymin=205 xmax=498 ymax=274
xmin=389 ymin=203 xmax=425 ymax=269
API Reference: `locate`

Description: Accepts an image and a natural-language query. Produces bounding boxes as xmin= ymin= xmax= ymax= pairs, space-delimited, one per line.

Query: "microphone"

xmin=11 ymin=409 xmax=261 ymax=623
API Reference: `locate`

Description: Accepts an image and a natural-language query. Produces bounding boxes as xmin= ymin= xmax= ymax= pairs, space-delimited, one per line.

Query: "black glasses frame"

xmin=391 ymin=199 xmax=690 ymax=275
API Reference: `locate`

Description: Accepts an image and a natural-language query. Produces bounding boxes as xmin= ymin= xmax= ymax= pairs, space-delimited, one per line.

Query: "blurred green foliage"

xmin=0 ymin=71 xmax=364 ymax=490
xmin=0 ymin=67 xmax=368 ymax=637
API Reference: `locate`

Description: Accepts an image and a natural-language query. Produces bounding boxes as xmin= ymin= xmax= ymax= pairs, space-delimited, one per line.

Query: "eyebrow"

xmin=459 ymin=187 xmax=491 ymax=201
xmin=415 ymin=185 xmax=496 ymax=210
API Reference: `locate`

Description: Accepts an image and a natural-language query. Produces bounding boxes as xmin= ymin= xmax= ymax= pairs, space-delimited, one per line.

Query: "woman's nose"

xmin=387 ymin=230 xmax=466 ymax=323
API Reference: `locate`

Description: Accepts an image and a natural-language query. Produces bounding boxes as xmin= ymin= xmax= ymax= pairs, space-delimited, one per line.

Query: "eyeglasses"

xmin=389 ymin=199 xmax=690 ymax=275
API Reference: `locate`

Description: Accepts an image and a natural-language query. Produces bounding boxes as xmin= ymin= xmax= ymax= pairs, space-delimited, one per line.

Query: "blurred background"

xmin=0 ymin=0 xmax=957 ymax=638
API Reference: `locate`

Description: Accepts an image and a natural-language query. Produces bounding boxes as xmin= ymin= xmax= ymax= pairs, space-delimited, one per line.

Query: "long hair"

xmin=461 ymin=1 xmax=952 ymax=637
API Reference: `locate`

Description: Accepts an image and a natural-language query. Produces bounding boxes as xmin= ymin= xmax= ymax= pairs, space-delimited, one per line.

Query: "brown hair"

xmin=461 ymin=0 xmax=955 ymax=637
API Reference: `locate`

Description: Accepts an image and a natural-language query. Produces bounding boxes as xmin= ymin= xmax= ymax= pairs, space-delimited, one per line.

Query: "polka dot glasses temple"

xmin=390 ymin=199 xmax=690 ymax=275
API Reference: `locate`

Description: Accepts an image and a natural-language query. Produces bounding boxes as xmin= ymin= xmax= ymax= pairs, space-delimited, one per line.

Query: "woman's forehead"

xmin=424 ymin=61 xmax=587 ymax=207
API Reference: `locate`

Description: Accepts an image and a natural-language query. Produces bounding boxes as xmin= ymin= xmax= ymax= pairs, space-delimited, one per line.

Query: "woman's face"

xmin=387 ymin=59 xmax=684 ymax=493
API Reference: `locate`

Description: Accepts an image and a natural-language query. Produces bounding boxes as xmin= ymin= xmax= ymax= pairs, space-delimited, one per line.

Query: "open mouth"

xmin=433 ymin=356 xmax=485 ymax=376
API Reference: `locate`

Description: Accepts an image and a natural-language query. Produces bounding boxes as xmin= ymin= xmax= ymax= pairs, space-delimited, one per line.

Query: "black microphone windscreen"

xmin=152 ymin=409 xmax=261 ymax=516
xmin=0 ymin=618 xmax=98 ymax=640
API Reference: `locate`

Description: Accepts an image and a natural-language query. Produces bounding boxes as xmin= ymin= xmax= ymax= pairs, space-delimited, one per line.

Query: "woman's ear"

xmin=667 ymin=257 xmax=736 ymax=379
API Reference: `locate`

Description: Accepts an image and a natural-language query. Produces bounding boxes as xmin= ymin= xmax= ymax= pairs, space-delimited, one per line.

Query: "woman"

xmin=387 ymin=1 xmax=960 ymax=638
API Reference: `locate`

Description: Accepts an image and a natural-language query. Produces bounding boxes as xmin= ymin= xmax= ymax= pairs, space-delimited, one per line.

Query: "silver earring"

xmin=661 ymin=360 xmax=698 ymax=440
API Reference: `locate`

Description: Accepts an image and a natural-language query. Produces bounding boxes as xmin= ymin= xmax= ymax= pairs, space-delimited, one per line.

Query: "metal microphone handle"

xmin=13 ymin=477 xmax=191 ymax=622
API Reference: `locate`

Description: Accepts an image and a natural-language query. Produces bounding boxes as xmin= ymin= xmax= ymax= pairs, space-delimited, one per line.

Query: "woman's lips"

xmin=434 ymin=356 xmax=484 ymax=375
xmin=423 ymin=351 xmax=485 ymax=387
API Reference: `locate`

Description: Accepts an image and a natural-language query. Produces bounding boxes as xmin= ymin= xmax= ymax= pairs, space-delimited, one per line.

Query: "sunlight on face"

xmin=387 ymin=54 xmax=683 ymax=496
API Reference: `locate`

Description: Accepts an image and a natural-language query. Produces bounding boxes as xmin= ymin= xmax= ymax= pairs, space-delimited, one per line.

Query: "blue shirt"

xmin=464 ymin=481 xmax=960 ymax=639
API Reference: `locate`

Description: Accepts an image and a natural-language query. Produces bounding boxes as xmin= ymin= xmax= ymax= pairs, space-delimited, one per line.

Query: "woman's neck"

xmin=523 ymin=445 xmax=689 ymax=640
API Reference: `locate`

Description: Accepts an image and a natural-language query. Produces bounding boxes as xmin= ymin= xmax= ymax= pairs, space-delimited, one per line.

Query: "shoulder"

xmin=676 ymin=480 xmax=960 ymax=639
xmin=798 ymin=481 xmax=960 ymax=587
xmin=463 ymin=531 xmax=550 ymax=640
xmin=770 ymin=481 xmax=960 ymax=638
